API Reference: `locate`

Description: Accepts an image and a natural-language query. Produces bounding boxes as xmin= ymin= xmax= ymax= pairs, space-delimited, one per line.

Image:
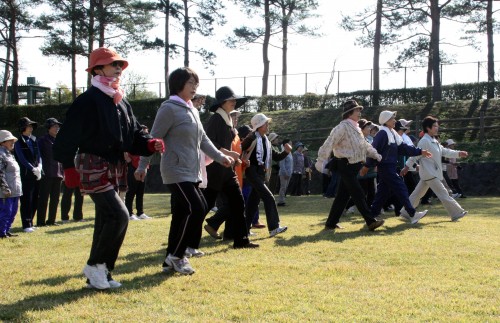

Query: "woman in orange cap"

xmin=53 ymin=47 xmax=164 ymax=290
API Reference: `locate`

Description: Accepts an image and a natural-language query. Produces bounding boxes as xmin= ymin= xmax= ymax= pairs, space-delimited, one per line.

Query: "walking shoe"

xmin=251 ymin=222 xmax=266 ymax=229
xmin=129 ymin=214 xmax=140 ymax=220
xmin=211 ymin=207 xmax=218 ymax=212
xmin=410 ymin=210 xmax=428 ymax=224
xmin=6 ymin=232 xmax=19 ymax=237
xmin=368 ymin=218 xmax=384 ymax=231
xmin=234 ymin=242 xmax=260 ymax=249
xmin=324 ymin=223 xmax=345 ymax=230
xmin=204 ymin=224 xmax=222 ymax=239
xmin=451 ymin=193 xmax=461 ymax=199
xmin=249 ymin=231 xmax=257 ymax=236
xmin=86 ymin=272 xmax=122 ymax=289
xmin=399 ymin=209 xmax=411 ymax=221
xmin=269 ymin=226 xmax=288 ymax=237
xmin=165 ymin=254 xmax=195 ymax=275
xmin=83 ymin=264 xmax=110 ymax=289
xmin=277 ymin=202 xmax=286 ymax=207
xmin=23 ymin=227 xmax=34 ymax=233
xmin=138 ymin=213 xmax=152 ymax=220
xmin=61 ymin=220 xmax=70 ymax=224
xmin=451 ymin=210 xmax=468 ymax=222
xmin=185 ymin=247 xmax=205 ymax=258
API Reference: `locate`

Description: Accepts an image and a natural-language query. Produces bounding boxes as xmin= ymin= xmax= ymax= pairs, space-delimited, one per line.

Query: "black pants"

xmin=167 ymin=182 xmax=208 ymax=258
xmin=125 ymin=164 xmax=145 ymax=216
xmin=450 ymin=179 xmax=464 ymax=195
xmin=60 ymin=184 xmax=84 ymax=221
xmin=346 ymin=177 xmax=376 ymax=211
xmin=244 ymin=165 xmax=280 ymax=231
xmin=205 ymin=192 xmax=234 ymax=239
xmin=288 ymin=173 xmax=303 ymax=196
xmin=88 ymin=190 xmax=129 ymax=271
xmin=203 ymin=183 xmax=249 ymax=247
xmin=20 ymin=177 xmax=39 ymax=229
xmin=325 ymin=159 xmax=377 ymax=227
xmin=37 ymin=177 xmax=62 ymax=225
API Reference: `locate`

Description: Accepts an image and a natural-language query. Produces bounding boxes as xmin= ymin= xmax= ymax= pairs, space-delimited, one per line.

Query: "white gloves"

xmin=32 ymin=165 xmax=42 ymax=181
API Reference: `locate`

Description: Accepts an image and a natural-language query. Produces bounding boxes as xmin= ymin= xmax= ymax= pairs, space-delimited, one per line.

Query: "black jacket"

xmin=53 ymin=86 xmax=152 ymax=168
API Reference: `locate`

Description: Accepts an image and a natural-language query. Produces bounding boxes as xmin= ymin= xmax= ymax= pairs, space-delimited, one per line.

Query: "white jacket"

xmin=406 ymin=134 xmax=460 ymax=181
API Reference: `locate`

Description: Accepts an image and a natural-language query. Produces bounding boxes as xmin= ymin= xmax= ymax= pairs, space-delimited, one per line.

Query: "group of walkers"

xmin=0 ymin=47 xmax=469 ymax=290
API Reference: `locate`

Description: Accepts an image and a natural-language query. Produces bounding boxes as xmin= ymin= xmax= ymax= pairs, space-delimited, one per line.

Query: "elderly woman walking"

xmin=135 ymin=68 xmax=235 ymax=275
xmin=54 ymin=47 xmax=164 ymax=289
xmin=316 ymin=100 xmax=384 ymax=231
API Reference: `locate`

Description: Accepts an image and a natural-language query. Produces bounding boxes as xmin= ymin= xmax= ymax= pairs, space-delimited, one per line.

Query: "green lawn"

xmin=1 ymin=194 xmax=499 ymax=322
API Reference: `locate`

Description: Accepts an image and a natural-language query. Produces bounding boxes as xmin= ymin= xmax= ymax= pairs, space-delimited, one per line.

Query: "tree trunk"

xmin=372 ymin=0 xmax=382 ymax=107
xmin=1 ymin=43 xmax=11 ymax=106
xmin=486 ymin=0 xmax=494 ymax=99
xmin=281 ymin=8 xmax=290 ymax=95
xmin=430 ymin=0 xmax=442 ymax=101
xmin=98 ymin=0 xmax=105 ymax=47
xmin=164 ymin=0 xmax=170 ymax=97
xmin=87 ymin=0 xmax=96 ymax=87
xmin=262 ymin=0 xmax=271 ymax=96
xmin=183 ymin=0 xmax=189 ymax=67
xmin=426 ymin=52 xmax=432 ymax=87
xmin=10 ymin=4 xmax=19 ymax=105
xmin=71 ymin=0 xmax=77 ymax=99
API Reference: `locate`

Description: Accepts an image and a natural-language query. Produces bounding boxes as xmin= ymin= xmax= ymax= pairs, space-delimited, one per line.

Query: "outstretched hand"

xmin=459 ymin=151 xmax=468 ymax=158
xmin=421 ymin=149 xmax=432 ymax=158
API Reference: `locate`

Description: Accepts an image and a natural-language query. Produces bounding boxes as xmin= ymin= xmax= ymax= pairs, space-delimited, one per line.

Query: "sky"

xmin=14 ymin=0 xmax=499 ymax=99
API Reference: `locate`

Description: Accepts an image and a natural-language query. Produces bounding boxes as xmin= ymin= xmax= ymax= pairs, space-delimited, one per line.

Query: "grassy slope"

xmin=235 ymin=99 xmax=500 ymax=162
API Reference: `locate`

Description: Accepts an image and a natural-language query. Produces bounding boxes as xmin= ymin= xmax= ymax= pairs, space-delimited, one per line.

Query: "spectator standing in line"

xmin=135 ymin=68 xmax=235 ymax=275
xmin=241 ymin=113 xmax=291 ymax=237
xmin=288 ymin=142 xmax=305 ymax=196
xmin=125 ymin=124 xmax=152 ymax=221
xmin=302 ymin=146 xmax=313 ymax=195
xmin=0 ymin=130 xmax=22 ymax=238
xmin=14 ymin=117 xmax=42 ymax=233
xmin=362 ymin=110 xmax=431 ymax=224
xmin=60 ymin=184 xmax=84 ymax=223
xmin=54 ymin=47 xmax=164 ymax=289
xmin=401 ymin=116 xmax=468 ymax=221
xmin=277 ymin=138 xmax=293 ymax=206
xmin=36 ymin=118 xmax=64 ymax=226
xmin=316 ymin=100 xmax=384 ymax=231
xmin=445 ymin=139 xmax=466 ymax=198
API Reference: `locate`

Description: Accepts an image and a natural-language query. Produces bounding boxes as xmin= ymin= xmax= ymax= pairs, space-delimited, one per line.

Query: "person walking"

xmin=316 ymin=99 xmax=384 ymax=231
xmin=277 ymin=138 xmax=293 ymax=206
xmin=36 ymin=118 xmax=64 ymax=226
xmin=0 ymin=130 xmax=22 ymax=238
xmin=401 ymin=116 xmax=468 ymax=221
xmin=14 ymin=117 xmax=42 ymax=233
xmin=362 ymin=111 xmax=431 ymax=224
xmin=445 ymin=139 xmax=466 ymax=198
xmin=54 ymin=47 xmax=164 ymax=289
xmin=241 ymin=113 xmax=291 ymax=237
xmin=60 ymin=184 xmax=84 ymax=222
xmin=135 ymin=67 xmax=234 ymax=275
xmin=288 ymin=142 xmax=305 ymax=196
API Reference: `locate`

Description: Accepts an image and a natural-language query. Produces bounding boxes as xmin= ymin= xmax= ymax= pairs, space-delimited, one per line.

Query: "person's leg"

xmin=60 ymin=184 xmax=72 ymax=221
xmin=125 ymin=165 xmax=137 ymax=215
xmin=167 ymin=182 xmax=208 ymax=255
xmin=73 ymin=187 xmax=84 ymax=221
xmin=325 ymin=172 xmax=339 ymax=197
xmin=277 ymin=175 xmax=290 ymax=204
xmin=384 ymin=170 xmax=416 ymax=216
xmin=245 ymin=166 xmax=281 ymax=231
xmin=20 ymin=177 xmax=35 ymax=229
xmin=451 ymin=179 xmax=464 ymax=196
xmin=6 ymin=197 xmax=19 ymax=234
xmin=135 ymin=180 xmax=146 ymax=215
xmin=87 ymin=190 xmax=129 ymax=271
xmin=427 ymin=178 xmax=465 ymax=217
xmin=47 ymin=178 xmax=62 ymax=224
xmin=0 ymin=198 xmax=9 ymax=236
xmin=36 ymin=177 xmax=50 ymax=226
xmin=222 ymin=183 xmax=250 ymax=247
xmin=407 ymin=180 xmax=429 ymax=210
xmin=205 ymin=191 xmax=228 ymax=231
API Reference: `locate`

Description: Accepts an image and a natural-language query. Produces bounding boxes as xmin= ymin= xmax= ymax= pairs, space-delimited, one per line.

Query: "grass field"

xmin=1 ymin=194 xmax=499 ymax=322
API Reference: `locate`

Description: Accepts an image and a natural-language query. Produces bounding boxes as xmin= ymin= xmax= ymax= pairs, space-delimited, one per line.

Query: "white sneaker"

xmin=83 ymin=264 xmax=110 ymax=289
xmin=451 ymin=210 xmax=468 ymax=222
xmin=451 ymin=193 xmax=461 ymax=199
xmin=185 ymin=247 xmax=205 ymax=258
xmin=410 ymin=210 xmax=428 ymax=224
xmin=399 ymin=209 xmax=411 ymax=221
xmin=165 ymin=254 xmax=195 ymax=275
xmin=211 ymin=207 xmax=218 ymax=212
xmin=129 ymin=214 xmax=140 ymax=220
xmin=249 ymin=231 xmax=257 ymax=236
xmin=23 ymin=227 xmax=35 ymax=233
xmin=346 ymin=206 xmax=357 ymax=214
xmin=269 ymin=226 xmax=288 ymax=237
xmin=86 ymin=272 xmax=122 ymax=289
xmin=138 ymin=213 xmax=152 ymax=220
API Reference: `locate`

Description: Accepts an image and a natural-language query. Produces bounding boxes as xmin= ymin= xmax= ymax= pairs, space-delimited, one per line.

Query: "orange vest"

xmin=232 ymin=134 xmax=243 ymax=188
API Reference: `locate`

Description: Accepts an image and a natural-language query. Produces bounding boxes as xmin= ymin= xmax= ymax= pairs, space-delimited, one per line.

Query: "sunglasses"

xmin=110 ymin=61 xmax=125 ymax=68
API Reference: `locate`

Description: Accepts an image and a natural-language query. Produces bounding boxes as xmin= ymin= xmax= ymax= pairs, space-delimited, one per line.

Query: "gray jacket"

xmin=0 ymin=146 xmax=22 ymax=198
xmin=138 ymin=99 xmax=225 ymax=184
xmin=279 ymin=149 xmax=293 ymax=177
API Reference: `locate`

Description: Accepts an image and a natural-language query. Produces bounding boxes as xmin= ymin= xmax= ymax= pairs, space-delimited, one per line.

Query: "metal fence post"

xmin=404 ymin=67 xmax=407 ymax=89
xmin=479 ymin=111 xmax=485 ymax=144
xmin=305 ymin=73 xmax=308 ymax=94
xmin=159 ymin=82 xmax=162 ymax=98
xmin=274 ymin=75 xmax=277 ymax=96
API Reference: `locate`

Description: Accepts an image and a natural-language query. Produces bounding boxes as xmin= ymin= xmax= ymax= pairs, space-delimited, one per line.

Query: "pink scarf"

xmin=91 ymin=75 xmax=124 ymax=105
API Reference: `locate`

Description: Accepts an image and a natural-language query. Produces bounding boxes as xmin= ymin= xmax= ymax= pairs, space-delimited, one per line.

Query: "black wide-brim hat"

xmin=18 ymin=117 xmax=38 ymax=131
xmin=209 ymin=86 xmax=247 ymax=112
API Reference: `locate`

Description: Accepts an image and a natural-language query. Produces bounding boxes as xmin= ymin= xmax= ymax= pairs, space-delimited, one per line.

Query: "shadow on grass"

xmin=1 ymin=249 xmax=176 ymax=321
xmin=45 ymin=222 xmax=95 ymax=234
